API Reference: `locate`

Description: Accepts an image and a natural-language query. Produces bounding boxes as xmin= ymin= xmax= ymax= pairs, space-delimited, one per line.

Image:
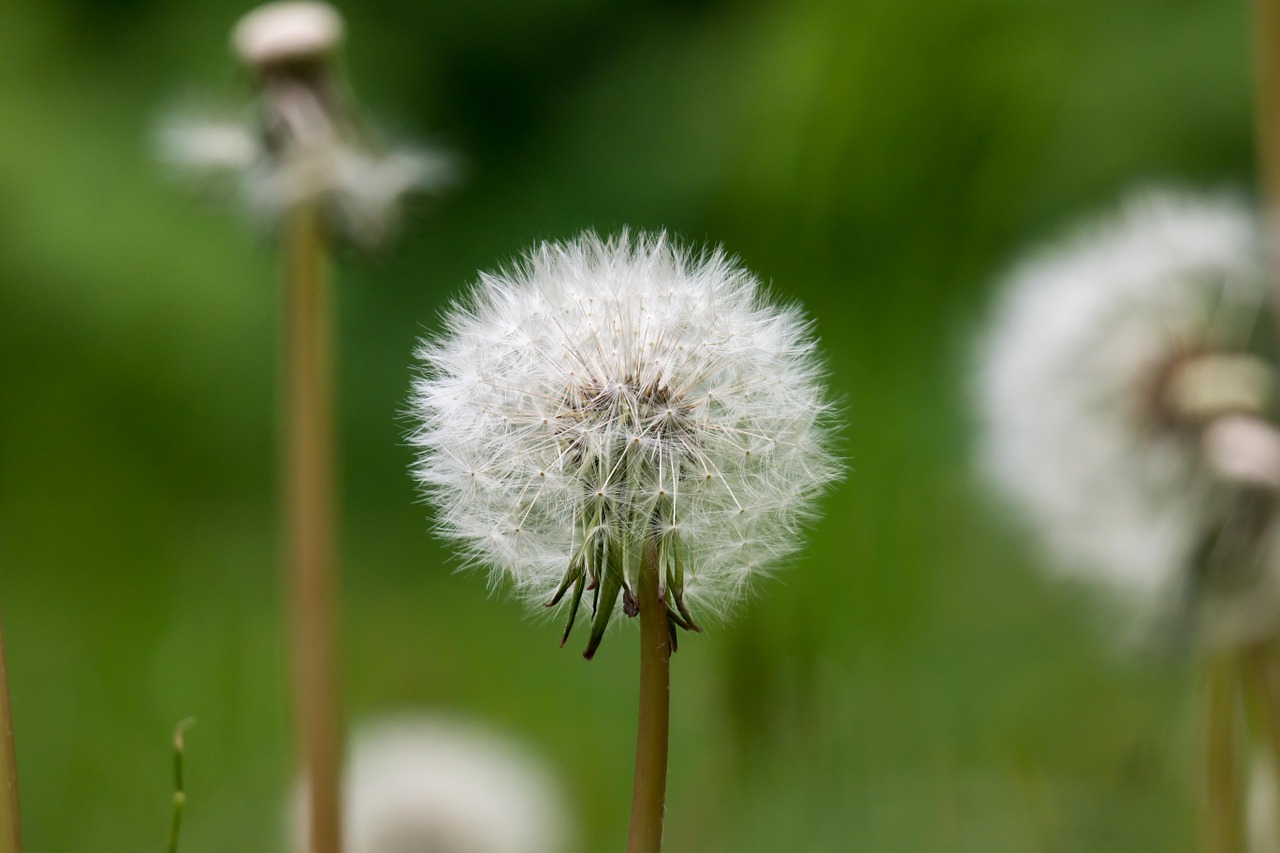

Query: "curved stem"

xmin=283 ymin=205 xmax=343 ymax=853
xmin=626 ymin=541 xmax=670 ymax=853
xmin=0 ymin=612 xmax=19 ymax=853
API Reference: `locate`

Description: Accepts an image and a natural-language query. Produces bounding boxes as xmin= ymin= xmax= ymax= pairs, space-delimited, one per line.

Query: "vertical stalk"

xmin=283 ymin=203 xmax=343 ymax=853
xmin=0 ymin=613 xmax=19 ymax=853
xmin=626 ymin=541 xmax=671 ymax=853
xmin=167 ymin=720 xmax=193 ymax=853
xmin=1242 ymin=641 xmax=1280 ymax=852
xmin=1203 ymin=655 xmax=1244 ymax=853
xmin=1257 ymin=0 xmax=1280 ymax=339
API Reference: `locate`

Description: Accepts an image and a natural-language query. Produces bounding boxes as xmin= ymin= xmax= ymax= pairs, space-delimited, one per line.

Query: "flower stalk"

xmin=1203 ymin=654 xmax=1245 ymax=853
xmin=626 ymin=540 xmax=671 ymax=853
xmin=0 ymin=613 xmax=19 ymax=853
xmin=167 ymin=719 xmax=195 ymax=853
xmin=282 ymin=200 xmax=343 ymax=853
xmin=1255 ymin=0 xmax=1280 ymax=335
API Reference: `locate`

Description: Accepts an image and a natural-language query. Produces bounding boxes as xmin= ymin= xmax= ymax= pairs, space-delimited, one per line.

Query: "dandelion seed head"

xmin=976 ymin=189 xmax=1279 ymax=640
xmin=156 ymin=2 xmax=454 ymax=249
xmin=232 ymin=1 xmax=344 ymax=70
xmin=292 ymin=717 xmax=574 ymax=853
xmin=410 ymin=232 xmax=839 ymax=644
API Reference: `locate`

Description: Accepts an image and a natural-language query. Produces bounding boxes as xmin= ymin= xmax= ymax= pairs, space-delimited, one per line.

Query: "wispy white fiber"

xmin=410 ymin=232 xmax=839 ymax=643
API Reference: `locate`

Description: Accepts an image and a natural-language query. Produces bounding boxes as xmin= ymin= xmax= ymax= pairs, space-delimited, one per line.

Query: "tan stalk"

xmin=283 ymin=202 xmax=343 ymax=853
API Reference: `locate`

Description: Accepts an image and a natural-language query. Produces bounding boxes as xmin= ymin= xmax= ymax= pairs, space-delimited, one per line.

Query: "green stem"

xmin=0 ymin=612 xmax=20 ymax=853
xmin=1256 ymin=0 xmax=1280 ymax=340
xmin=166 ymin=719 xmax=194 ymax=853
xmin=625 ymin=540 xmax=671 ymax=853
xmin=1241 ymin=641 xmax=1280 ymax=849
xmin=1202 ymin=654 xmax=1244 ymax=853
xmin=283 ymin=205 xmax=343 ymax=853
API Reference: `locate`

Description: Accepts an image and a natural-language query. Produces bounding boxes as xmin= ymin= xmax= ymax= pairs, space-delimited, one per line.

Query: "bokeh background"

xmin=0 ymin=0 xmax=1260 ymax=850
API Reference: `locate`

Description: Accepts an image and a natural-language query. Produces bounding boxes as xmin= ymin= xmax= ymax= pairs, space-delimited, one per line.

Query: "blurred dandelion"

xmin=409 ymin=231 xmax=839 ymax=850
xmin=976 ymin=190 xmax=1279 ymax=647
xmin=156 ymin=4 xmax=457 ymax=852
xmin=291 ymin=717 xmax=574 ymax=853
xmin=975 ymin=189 xmax=1280 ymax=852
xmin=156 ymin=1 xmax=453 ymax=250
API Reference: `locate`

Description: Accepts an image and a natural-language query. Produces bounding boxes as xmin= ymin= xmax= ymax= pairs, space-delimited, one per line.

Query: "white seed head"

xmin=232 ymin=1 xmax=345 ymax=70
xmin=292 ymin=717 xmax=574 ymax=853
xmin=410 ymin=232 xmax=839 ymax=651
xmin=975 ymin=189 xmax=1280 ymax=642
xmin=158 ymin=5 xmax=452 ymax=249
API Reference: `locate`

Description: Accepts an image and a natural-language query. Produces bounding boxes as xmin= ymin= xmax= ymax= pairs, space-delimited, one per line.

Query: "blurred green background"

xmin=0 ymin=0 xmax=1259 ymax=850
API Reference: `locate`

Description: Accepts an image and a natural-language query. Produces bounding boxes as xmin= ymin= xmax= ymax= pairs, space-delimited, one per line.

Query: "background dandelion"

xmin=975 ymin=190 xmax=1276 ymax=645
xmin=291 ymin=717 xmax=574 ymax=853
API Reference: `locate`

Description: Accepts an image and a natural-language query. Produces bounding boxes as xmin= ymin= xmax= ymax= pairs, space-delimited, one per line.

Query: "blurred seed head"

xmin=157 ymin=1 xmax=453 ymax=249
xmin=410 ymin=232 xmax=840 ymax=655
xmin=292 ymin=717 xmax=574 ymax=853
xmin=975 ymin=189 xmax=1280 ymax=647
xmin=232 ymin=1 xmax=344 ymax=71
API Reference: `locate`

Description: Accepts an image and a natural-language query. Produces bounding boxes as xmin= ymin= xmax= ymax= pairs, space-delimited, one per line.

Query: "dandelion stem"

xmin=167 ymin=719 xmax=195 ymax=853
xmin=626 ymin=540 xmax=670 ymax=853
xmin=283 ymin=203 xmax=343 ymax=853
xmin=1242 ymin=642 xmax=1280 ymax=838
xmin=0 ymin=612 xmax=20 ymax=853
xmin=1255 ymin=0 xmax=1280 ymax=333
xmin=1202 ymin=654 xmax=1244 ymax=853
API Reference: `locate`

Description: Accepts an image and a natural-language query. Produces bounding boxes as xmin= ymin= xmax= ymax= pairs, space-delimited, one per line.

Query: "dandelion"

xmin=291 ymin=717 xmax=574 ymax=853
xmin=975 ymin=189 xmax=1280 ymax=852
xmin=409 ymin=231 xmax=838 ymax=850
xmin=156 ymin=4 xmax=455 ymax=851
xmin=157 ymin=1 xmax=452 ymax=249
xmin=975 ymin=190 xmax=1279 ymax=646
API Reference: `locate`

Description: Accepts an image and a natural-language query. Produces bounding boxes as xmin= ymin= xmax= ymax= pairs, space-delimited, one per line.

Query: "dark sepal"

xmin=544 ymin=559 xmax=583 ymax=608
xmin=558 ymin=571 xmax=587 ymax=648
xmin=583 ymin=546 xmax=625 ymax=660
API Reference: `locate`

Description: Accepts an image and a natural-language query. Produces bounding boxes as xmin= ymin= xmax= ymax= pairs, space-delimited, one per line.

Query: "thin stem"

xmin=1202 ymin=654 xmax=1244 ymax=853
xmin=626 ymin=540 xmax=671 ymax=853
xmin=1255 ymin=0 xmax=1280 ymax=339
xmin=167 ymin=719 xmax=194 ymax=853
xmin=1242 ymin=641 xmax=1280 ymax=849
xmin=0 ymin=612 xmax=20 ymax=853
xmin=283 ymin=204 xmax=343 ymax=853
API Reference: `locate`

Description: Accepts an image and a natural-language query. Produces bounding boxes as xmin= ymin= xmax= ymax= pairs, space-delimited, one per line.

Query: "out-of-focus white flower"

xmin=976 ymin=190 xmax=1280 ymax=645
xmin=292 ymin=717 xmax=574 ymax=853
xmin=232 ymin=1 xmax=344 ymax=70
xmin=410 ymin=232 xmax=839 ymax=656
xmin=156 ymin=1 xmax=453 ymax=249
